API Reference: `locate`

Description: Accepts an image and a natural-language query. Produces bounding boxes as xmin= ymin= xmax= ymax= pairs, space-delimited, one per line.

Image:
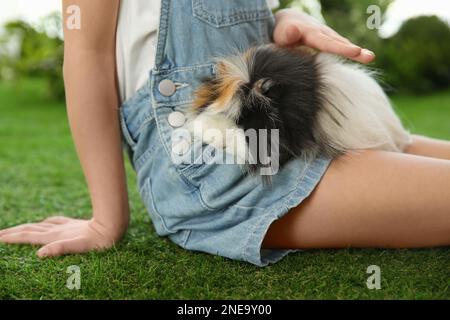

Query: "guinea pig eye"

xmin=262 ymin=79 xmax=274 ymax=94
xmin=255 ymin=78 xmax=274 ymax=95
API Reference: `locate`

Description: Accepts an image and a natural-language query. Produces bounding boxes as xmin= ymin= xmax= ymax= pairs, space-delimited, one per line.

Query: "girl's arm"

xmin=63 ymin=0 xmax=128 ymax=236
xmin=0 ymin=0 xmax=129 ymax=257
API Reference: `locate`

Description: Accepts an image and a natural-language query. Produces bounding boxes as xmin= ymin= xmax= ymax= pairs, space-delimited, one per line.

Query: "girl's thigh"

xmin=405 ymin=135 xmax=450 ymax=160
xmin=263 ymin=150 xmax=450 ymax=249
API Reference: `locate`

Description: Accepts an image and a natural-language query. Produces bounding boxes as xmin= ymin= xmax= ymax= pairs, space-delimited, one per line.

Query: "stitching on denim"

xmin=119 ymin=111 xmax=137 ymax=148
xmin=242 ymin=214 xmax=270 ymax=262
xmin=145 ymin=177 xmax=173 ymax=234
xmin=175 ymin=170 xmax=200 ymax=193
xmin=174 ymin=166 xmax=216 ymax=211
xmin=192 ymin=0 xmax=270 ymax=27
xmin=196 ymin=189 xmax=217 ymax=211
xmin=152 ymin=63 xmax=214 ymax=75
xmin=151 ymin=79 xmax=172 ymax=160
xmin=182 ymin=230 xmax=192 ymax=247
xmin=178 ymin=146 xmax=207 ymax=175
xmin=156 ymin=100 xmax=195 ymax=107
xmin=137 ymin=116 xmax=155 ymax=134
xmin=134 ymin=146 xmax=157 ymax=171
xmin=233 ymin=204 xmax=265 ymax=211
xmin=154 ymin=0 xmax=171 ymax=68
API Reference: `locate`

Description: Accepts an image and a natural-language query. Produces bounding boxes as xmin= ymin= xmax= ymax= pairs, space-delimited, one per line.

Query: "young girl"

xmin=0 ymin=0 xmax=449 ymax=266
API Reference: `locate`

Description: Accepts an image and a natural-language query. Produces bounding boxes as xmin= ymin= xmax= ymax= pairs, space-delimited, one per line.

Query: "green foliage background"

xmin=0 ymin=13 xmax=64 ymax=100
xmin=0 ymin=1 xmax=449 ymax=101
xmin=279 ymin=0 xmax=450 ymax=94
xmin=378 ymin=16 xmax=450 ymax=93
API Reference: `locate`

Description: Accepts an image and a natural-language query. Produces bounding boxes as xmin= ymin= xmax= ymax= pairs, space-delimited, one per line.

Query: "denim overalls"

xmin=120 ymin=0 xmax=332 ymax=266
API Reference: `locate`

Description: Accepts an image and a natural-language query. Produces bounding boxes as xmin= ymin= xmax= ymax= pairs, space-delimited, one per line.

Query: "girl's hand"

xmin=274 ymin=9 xmax=375 ymax=64
xmin=0 ymin=216 xmax=124 ymax=257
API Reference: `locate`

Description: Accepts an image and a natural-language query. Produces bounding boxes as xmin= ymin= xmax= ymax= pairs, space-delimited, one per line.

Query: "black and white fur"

xmin=185 ymin=44 xmax=412 ymax=178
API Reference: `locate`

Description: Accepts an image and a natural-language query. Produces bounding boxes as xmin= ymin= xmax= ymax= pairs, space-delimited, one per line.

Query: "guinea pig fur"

xmin=184 ymin=44 xmax=412 ymax=180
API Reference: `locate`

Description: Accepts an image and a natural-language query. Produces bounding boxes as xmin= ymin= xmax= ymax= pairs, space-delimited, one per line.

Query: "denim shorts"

xmin=120 ymin=81 xmax=332 ymax=266
xmin=119 ymin=0 xmax=332 ymax=266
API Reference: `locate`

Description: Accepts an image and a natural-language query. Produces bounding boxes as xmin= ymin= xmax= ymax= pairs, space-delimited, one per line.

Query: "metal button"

xmin=168 ymin=111 xmax=186 ymax=128
xmin=158 ymin=79 xmax=176 ymax=97
xmin=172 ymin=139 xmax=191 ymax=156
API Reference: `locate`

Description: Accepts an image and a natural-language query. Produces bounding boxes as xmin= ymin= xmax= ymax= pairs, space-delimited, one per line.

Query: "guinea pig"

xmin=184 ymin=44 xmax=412 ymax=181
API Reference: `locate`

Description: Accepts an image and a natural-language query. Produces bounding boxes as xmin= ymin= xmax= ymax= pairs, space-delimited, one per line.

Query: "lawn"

xmin=0 ymin=79 xmax=449 ymax=299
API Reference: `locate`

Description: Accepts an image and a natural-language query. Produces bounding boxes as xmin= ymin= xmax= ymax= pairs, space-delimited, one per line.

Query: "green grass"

xmin=0 ymin=78 xmax=449 ymax=300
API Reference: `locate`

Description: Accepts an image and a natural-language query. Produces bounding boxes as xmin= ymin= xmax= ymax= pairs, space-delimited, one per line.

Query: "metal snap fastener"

xmin=158 ymin=79 xmax=176 ymax=97
xmin=168 ymin=111 xmax=186 ymax=128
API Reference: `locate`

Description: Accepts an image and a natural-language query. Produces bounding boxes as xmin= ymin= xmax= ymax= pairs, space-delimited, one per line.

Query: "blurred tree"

xmin=278 ymin=0 xmax=324 ymax=21
xmin=378 ymin=16 xmax=450 ymax=94
xmin=278 ymin=0 xmax=294 ymax=9
xmin=0 ymin=2 xmax=448 ymax=102
xmin=0 ymin=13 xmax=64 ymax=101
xmin=278 ymin=0 xmax=392 ymax=50
xmin=320 ymin=0 xmax=393 ymax=51
xmin=275 ymin=0 xmax=450 ymax=94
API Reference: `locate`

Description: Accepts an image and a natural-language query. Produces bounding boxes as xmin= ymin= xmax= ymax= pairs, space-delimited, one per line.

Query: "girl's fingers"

xmin=273 ymin=17 xmax=376 ymax=64
xmin=0 ymin=224 xmax=30 ymax=237
xmin=305 ymin=32 xmax=362 ymax=58
xmin=43 ymin=216 xmax=72 ymax=224
xmin=0 ymin=223 xmax=52 ymax=237
xmin=323 ymin=27 xmax=353 ymax=45
xmin=274 ymin=23 xmax=303 ymax=46
xmin=35 ymin=222 xmax=62 ymax=229
xmin=0 ymin=231 xmax=58 ymax=245
xmin=37 ymin=237 xmax=92 ymax=257
xmin=322 ymin=28 xmax=376 ymax=63
xmin=350 ymin=49 xmax=376 ymax=64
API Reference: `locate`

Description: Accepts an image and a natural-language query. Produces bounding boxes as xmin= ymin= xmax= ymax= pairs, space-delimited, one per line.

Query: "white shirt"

xmin=116 ymin=0 xmax=280 ymax=103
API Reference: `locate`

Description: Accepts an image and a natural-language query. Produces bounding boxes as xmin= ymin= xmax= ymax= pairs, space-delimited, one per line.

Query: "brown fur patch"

xmin=213 ymin=75 xmax=241 ymax=111
xmin=193 ymin=59 xmax=247 ymax=113
xmin=192 ymin=82 xmax=217 ymax=111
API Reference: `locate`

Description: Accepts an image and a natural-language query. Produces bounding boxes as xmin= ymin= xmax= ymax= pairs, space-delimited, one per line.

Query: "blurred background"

xmin=0 ymin=0 xmax=449 ymax=165
xmin=1 ymin=0 xmax=449 ymax=99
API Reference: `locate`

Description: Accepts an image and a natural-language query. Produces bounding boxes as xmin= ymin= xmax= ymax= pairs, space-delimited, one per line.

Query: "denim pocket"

xmin=119 ymin=108 xmax=138 ymax=149
xmin=139 ymin=176 xmax=173 ymax=234
xmin=119 ymin=83 xmax=154 ymax=150
xmin=174 ymin=139 xmax=211 ymax=185
xmin=192 ymin=0 xmax=271 ymax=28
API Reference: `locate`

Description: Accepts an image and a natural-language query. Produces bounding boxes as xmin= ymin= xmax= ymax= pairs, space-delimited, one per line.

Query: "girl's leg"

xmin=263 ymin=150 xmax=450 ymax=249
xmin=405 ymin=134 xmax=450 ymax=160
